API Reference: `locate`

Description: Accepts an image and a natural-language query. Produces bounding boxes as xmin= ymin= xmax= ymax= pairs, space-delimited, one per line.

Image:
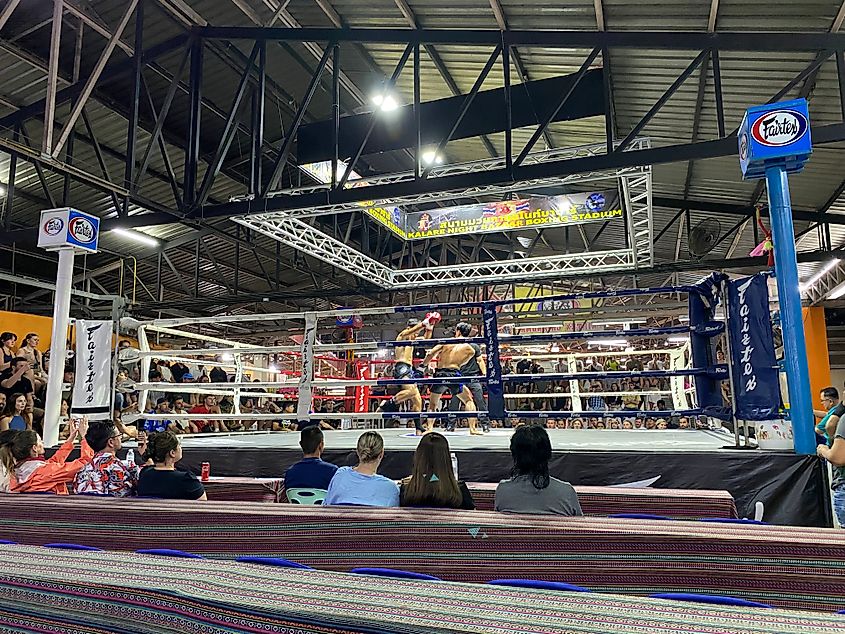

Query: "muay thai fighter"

xmin=420 ymin=321 xmax=483 ymax=435
xmin=377 ymin=311 xmax=441 ymax=434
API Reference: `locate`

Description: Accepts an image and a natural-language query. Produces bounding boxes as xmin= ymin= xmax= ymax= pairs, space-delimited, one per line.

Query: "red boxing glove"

xmin=423 ymin=311 xmax=442 ymax=328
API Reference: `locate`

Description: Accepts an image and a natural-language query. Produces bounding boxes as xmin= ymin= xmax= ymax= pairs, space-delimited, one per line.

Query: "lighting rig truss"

xmin=235 ymin=139 xmax=653 ymax=289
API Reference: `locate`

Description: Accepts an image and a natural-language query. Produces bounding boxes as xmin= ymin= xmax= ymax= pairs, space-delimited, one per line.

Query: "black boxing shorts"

xmin=430 ymin=368 xmax=463 ymax=395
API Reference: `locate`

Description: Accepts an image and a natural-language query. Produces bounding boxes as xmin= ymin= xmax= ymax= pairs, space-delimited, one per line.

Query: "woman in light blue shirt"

xmin=324 ymin=431 xmax=399 ymax=507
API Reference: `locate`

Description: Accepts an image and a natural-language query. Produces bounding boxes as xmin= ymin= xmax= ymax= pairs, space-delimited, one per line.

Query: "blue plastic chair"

xmin=698 ymin=518 xmax=769 ymax=525
xmin=610 ymin=513 xmax=672 ymax=520
xmin=235 ymin=556 xmax=312 ymax=570
xmin=136 ymin=548 xmax=204 ymax=559
xmin=44 ymin=543 xmax=102 ymax=551
xmin=837 ymin=609 xmax=845 ymax=614
xmin=350 ymin=567 xmax=441 ymax=581
xmin=650 ymin=593 xmax=773 ymax=609
xmin=488 ymin=579 xmax=590 ymax=593
xmin=0 ymin=540 xmax=16 ymax=545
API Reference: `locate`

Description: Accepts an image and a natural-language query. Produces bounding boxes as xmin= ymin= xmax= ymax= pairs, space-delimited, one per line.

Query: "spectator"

xmin=144 ymin=397 xmax=179 ymax=434
xmin=571 ymin=418 xmax=584 ymax=430
xmin=817 ymin=411 xmax=845 ymax=526
xmin=585 ymin=382 xmax=606 ymax=412
xmin=495 ymin=423 xmax=582 ymax=516
xmin=0 ymin=358 xmax=35 ymax=411
xmin=137 ymin=431 xmax=206 ymax=500
xmin=815 ymin=387 xmax=844 ymax=445
xmin=0 ymin=393 xmax=5 ymax=417
xmin=17 ymin=333 xmax=47 ymax=396
xmin=171 ymin=397 xmax=198 ymax=434
xmin=622 ymin=418 xmax=634 ymax=429
xmin=0 ymin=332 xmax=16 ymax=372
xmin=605 ymin=382 xmax=622 ymax=410
xmin=284 ymin=426 xmax=338 ymax=491
xmin=0 ymin=429 xmax=14 ymax=492
xmin=399 ymin=432 xmax=474 ymax=510
xmin=0 ymin=418 xmax=93 ymax=494
xmin=73 ymin=421 xmax=144 ymax=497
xmin=655 ymin=398 xmax=669 ymax=412
xmin=655 ymin=418 xmax=668 ymax=430
xmin=210 ymin=364 xmax=229 ymax=384
xmin=678 ymin=417 xmax=690 ymax=429
xmin=0 ymin=393 xmax=31 ymax=431
xmin=324 ymin=431 xmax=399 ymax=507
xmin=189 ymin=394 xmax=225 ymax=433
xmin=645 ymin=417 xmax=657 ymax=429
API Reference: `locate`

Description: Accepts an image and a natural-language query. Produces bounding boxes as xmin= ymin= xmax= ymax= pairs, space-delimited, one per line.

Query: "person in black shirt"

xmin=0 ymin=358 xmax=34 ymax=410
xmin=137 ymin=431 xmax=206 ymax=500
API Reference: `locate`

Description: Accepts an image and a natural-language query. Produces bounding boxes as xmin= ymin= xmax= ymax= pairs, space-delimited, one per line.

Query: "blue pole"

xmin=765 ymin=165 xmax=814 ymax=454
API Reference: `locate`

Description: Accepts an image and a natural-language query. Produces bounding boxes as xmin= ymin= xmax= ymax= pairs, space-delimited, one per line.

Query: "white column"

xmin=43 ymin=247 xmax=74 ymax=447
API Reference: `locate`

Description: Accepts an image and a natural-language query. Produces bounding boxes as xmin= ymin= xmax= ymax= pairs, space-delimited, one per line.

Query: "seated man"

xmin=144 ymin=397 xmax=179 ymax=434
xmin=73 ymin=420 xmax=146 ymax=497
xmin=189 ymin=394 xmax=225 ymax=433
xmin=284 ymin=426 xmax=338 ymax=493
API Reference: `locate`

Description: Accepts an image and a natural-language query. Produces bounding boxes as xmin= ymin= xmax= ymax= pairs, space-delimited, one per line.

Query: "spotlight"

xmin=421 ymin=149 xmax=443 ymax=165
xmin=221 ymin=353 xmax=235 ymax=362
xmin=371 ymin=92 xmax=398 ymax=112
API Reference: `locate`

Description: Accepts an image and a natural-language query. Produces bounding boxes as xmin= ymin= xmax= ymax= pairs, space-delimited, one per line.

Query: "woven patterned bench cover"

xmin=0 ymin=495 xmax=841 ymax=611
xmin=1 ymin=545 xmax=843 ymax=634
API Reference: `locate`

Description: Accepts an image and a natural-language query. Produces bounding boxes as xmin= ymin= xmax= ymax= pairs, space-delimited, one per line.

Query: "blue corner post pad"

xmin=738 ymin=98 xmax=814 ymax=455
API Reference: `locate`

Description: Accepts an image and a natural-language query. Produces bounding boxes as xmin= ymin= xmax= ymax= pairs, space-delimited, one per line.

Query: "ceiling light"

xmin=800 ymin=258 xmax=841 ymax=294
xmin=0 ymin=184 xmax=6 ymax=196
xmin=111 ymin=228 xmax=159 ymax=247
xmin=268 ymin=364 xmax=279 ymax=373
xmin=376 ymin=348 xmax=388 ymax=358
xmin=421 ymin=149 xmax=443 ymax=165
xmin=588 ymin=339 xmax=629 ymax=347
xmin=221 ymin=353 xmax=235 ymax=362
xmin=371 ymin=92 xmax=398 ymax=112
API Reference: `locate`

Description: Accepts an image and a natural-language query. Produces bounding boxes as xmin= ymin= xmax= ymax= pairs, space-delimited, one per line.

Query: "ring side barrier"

xmin=133 ymin=278 xmax=735 ymax=429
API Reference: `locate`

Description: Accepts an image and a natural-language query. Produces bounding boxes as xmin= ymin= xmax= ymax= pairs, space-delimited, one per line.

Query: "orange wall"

xmin=803 ymin=306 xmax=832 ymax=399
xmin=0 ymin=311 xmax=57 ymax=351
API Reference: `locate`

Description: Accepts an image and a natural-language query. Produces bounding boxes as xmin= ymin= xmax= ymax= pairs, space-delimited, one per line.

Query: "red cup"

xmin=201 ymin=462 xmax=210 ymax=482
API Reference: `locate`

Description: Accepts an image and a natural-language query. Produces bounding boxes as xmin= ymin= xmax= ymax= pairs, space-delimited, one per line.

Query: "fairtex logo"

xmin=68 ymin=217 xmax=96 ymax=244
xmin=750 ymin=110 xmax=808 ymax=147
xmin=43 ymin=217 xmax=64 ymax=236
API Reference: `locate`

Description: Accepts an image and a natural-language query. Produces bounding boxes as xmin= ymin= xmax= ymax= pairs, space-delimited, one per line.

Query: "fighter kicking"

xmin=420 ymin=321 xmax=484 ymax=435
xmin=377 ymin=311 xmax=441 ymax=434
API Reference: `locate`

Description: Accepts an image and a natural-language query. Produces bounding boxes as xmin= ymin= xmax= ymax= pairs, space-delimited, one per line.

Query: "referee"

xmin=447 ymin=324 xmax=488 ymax=433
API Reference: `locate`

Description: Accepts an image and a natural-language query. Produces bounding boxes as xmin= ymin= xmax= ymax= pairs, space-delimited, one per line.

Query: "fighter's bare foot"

xmin=470 ymin=430 xmax=485 ymax=435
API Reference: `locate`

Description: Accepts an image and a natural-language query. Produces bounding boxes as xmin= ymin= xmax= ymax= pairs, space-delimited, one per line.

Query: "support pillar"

xmin=43 ymin=248 xmax=74 ymax=447
xmin=766 ymin=165 xmax=814 ymax=454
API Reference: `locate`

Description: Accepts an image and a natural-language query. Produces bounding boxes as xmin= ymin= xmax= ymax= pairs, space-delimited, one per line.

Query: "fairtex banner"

xmin=727 ymin=274 xmax=780 ymax=420
xmin=404 ymin=190 xmax=622 ymax=240
xmin=71 ymin=320 xmax=113 ymax=419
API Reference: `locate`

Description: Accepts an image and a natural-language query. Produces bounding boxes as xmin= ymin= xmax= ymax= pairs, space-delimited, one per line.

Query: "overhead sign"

xmin=738 ymin=98 xmax=812 ymax=180
xmin=404 ymin=190 xmax=622 ymax=240
xmin=37 ymin=208 xmax=100 ymax=253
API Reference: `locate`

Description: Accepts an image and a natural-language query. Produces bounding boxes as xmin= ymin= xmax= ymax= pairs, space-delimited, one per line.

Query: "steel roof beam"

xmin=196 ymin=27 xmax=845 ymax=50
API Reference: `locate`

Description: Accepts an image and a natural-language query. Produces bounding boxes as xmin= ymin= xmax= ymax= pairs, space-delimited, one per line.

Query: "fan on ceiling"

xmin=688 ymin=218 xmax=722 ymax=259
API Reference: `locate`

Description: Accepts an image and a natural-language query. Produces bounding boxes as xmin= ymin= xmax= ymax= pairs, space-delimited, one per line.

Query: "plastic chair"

xmin=0 ymin=540 xmax=16 ymax=545
xmin=235 ymin=556 xmax=312 ymax=570
xmin=650 ymin=593 xmax=773 ymax=609
xmin=285 ymin=488 xmax=327 ymax=505
xmin=488 ymin=579 xmax=590 ymax=593
xmin=136 ymin=548 xmax=204 ymax=559
xmin=609 ymin=513 xmax=672 ymax=520
xmin=350 ymin=567 xmax=441 ymax=581
xmin=43 ymin=543 xmax=102 ymax=551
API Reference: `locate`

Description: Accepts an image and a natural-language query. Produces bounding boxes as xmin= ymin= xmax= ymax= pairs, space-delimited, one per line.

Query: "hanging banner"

xmin=71 ymin=320 xmax=113 ymax=419
xmin=404 ymin=190 xmax=622 ymax=240
xmin=727 ymin=275 xmax=780 ymax=420
xmin=354 ymin=365 xmax=371 ymax=413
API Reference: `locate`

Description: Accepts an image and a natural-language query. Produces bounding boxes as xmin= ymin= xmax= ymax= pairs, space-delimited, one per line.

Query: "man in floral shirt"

xmin=73 ymin=421 xmax=145 ymax=497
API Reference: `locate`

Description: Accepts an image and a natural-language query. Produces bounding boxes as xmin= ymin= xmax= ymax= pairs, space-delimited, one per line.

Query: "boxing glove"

xmin=422 ymin=311 xmax=442 ymax=329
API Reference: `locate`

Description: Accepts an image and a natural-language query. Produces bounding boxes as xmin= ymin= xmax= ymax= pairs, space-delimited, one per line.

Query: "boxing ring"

xmin=124 ymin=276 xmax=831 ymax=526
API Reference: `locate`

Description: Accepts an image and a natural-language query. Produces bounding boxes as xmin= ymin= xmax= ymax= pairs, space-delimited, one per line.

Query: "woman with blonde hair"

xmin=324 ymin=430 xmax=399 ymax=507
xmin=400 ymin=432 xmax=474 ymax=509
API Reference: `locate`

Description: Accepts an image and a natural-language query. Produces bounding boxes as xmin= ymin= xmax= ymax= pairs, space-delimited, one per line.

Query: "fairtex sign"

xmin=739 ymin=98 xmax=812 ymax=180
xmin=37 ymin=208 xmax=100 ymax=253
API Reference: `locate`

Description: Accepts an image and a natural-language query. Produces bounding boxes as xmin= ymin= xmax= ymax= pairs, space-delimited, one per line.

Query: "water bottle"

xmin=451 ymin=452 xmax=458 ymax=480
xmin=125 ymin=449 xmax=135 ymax=466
